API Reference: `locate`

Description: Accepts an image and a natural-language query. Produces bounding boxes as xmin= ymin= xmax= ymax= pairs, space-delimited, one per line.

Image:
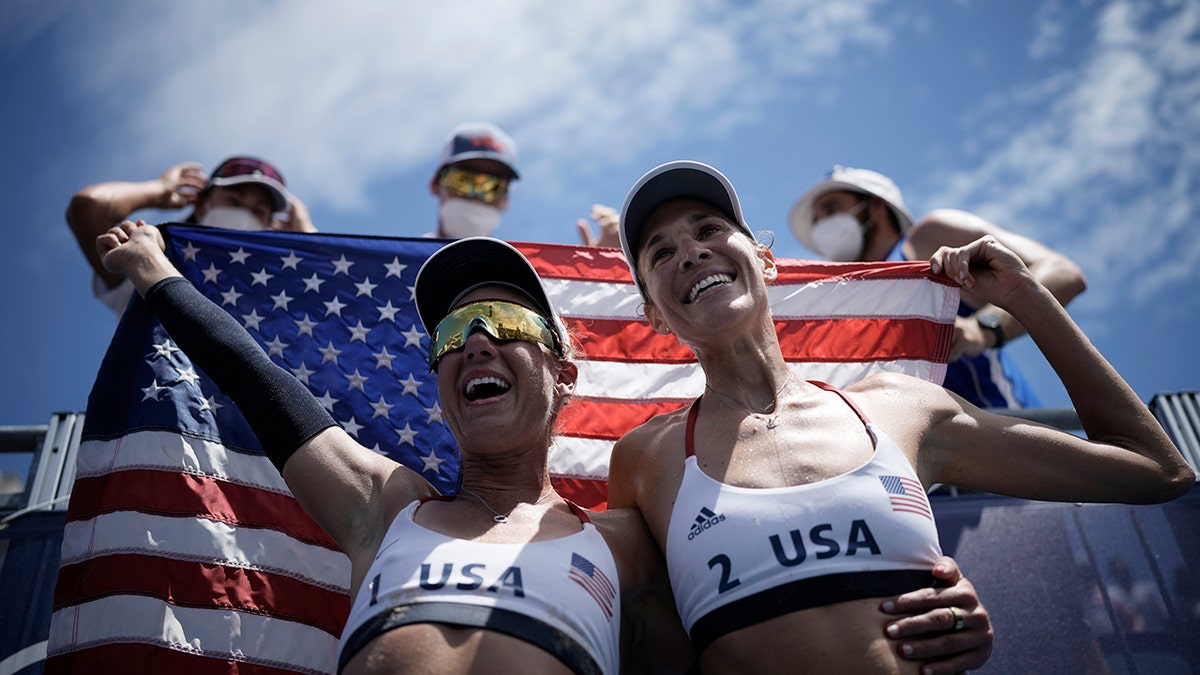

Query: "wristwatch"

xmin=975 ymin=312 xmax=1005 ymax=349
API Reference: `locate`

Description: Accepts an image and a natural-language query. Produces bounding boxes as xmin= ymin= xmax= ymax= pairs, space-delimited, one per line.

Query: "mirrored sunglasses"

xmin=439 ymin=167 xmax=509 ymax=205
xmin=429 ymin=300 xmax=560 ymax=370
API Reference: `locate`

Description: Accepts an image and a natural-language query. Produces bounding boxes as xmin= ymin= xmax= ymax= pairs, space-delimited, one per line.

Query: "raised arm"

xmin=96 ymin=221 xmax=435 ymax=562
xmin=68 ymin=162 xmax=207 ymax=290
xmin=916 ymin=236 xmax=1192 ymax=503
xmin=906 ymin=209 xmax=1087 ymax=359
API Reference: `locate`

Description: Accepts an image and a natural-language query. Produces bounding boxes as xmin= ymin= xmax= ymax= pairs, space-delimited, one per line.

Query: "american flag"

xmin=47 ymin=225 xmax=956 ymax=673
xmin=880 ymin=475 xmax=936 ymax=520
xmin=568 ymin=552 xmax=617 ymax=619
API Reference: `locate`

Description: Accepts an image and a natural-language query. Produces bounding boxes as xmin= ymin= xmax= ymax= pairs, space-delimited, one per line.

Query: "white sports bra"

xmin=339 ymin=498 xmax=620 ymax=674
xmin=664 ymin=381 xmax=943 ymax=652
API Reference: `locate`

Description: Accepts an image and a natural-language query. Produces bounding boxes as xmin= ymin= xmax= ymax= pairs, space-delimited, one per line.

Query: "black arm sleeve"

xmin=145 ymin=276 xmax=337 ymax=470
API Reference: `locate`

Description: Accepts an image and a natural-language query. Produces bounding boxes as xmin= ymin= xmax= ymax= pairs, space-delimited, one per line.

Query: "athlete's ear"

xmin=757 ymin=244 xmax=778 ymax=284
xmin=554 ymin=359 xmax=578 ymax=398
xmin=643 ymin=301 xmax=673 ymax=336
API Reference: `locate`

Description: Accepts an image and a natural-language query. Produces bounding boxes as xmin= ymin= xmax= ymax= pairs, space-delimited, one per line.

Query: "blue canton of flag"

xmin=569 ymin=552 xmax=616 ymax=620
xmin=164 ymin=224 xmax=461 ymax=494
xmin=879 ymin=475 xmax=933 ymax=521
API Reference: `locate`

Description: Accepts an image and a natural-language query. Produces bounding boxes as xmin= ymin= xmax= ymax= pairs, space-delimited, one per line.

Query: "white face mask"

xmin=200 ymin=205 xmax=270 ymax=232
xmin=439 ymin=197 xmax=502 ymax=238
xmin=809 ymin=213 xmax=866 ymax=262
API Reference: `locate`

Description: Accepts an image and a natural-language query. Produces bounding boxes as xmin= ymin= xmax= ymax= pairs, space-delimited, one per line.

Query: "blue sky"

xmin=1 ymin=0 xmax=1198 ymax=430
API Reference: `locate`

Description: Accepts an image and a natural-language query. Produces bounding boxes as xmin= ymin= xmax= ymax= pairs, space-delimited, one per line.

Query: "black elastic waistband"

xmin=689 ymin=569 xmax=937 ymax=654
xmin=338 ymin=602 xmax=603 ymax=675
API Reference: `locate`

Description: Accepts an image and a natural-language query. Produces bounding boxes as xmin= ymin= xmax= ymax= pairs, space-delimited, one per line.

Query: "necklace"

xmin=704 ymin=374 xmax=797 ymax=430
xmin=459 ymin=486 xmax=555 ymax=523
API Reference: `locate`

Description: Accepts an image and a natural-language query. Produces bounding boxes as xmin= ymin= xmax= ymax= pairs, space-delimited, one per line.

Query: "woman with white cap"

xmin=612 ymin=160 xmax=1191 ymax=674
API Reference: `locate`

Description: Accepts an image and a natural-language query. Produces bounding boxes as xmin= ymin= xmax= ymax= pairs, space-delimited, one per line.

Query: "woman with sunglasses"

xmin=96 ymin=220 xmax=997 ymax=674
xmin=612 ymin=161 xmax=1193 ymax=675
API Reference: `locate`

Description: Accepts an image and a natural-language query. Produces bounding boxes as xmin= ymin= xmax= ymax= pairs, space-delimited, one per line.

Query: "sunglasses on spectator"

xmin=439 ymin=168 xmax=509 ymax=205
xmin=429 ymin=301 xmax=561 ymax=370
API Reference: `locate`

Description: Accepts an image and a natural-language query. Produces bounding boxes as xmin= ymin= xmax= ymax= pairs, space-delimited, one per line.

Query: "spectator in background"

xmin=66 ymin=156 xmax=316 ymax=316
xmin=788 ymin=166 xmax=1087 ymax=408
xmin=426 ymin=122 xmax=620 ymax=246
xmin=428 ymin=122 xmax=520 ymax=239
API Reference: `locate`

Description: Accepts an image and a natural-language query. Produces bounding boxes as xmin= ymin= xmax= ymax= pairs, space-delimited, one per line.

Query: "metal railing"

xmin=0 ymin=412 xmax=83 ymax=524
xmin=1150 ymin=391 xmax=1200 ymax=473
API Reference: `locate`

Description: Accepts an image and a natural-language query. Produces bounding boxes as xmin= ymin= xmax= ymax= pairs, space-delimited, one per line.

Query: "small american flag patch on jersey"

xmin=880 ymin=475 xmax=933 ymax=520
xmin=569 ymin=552 xmax=616 ymax=619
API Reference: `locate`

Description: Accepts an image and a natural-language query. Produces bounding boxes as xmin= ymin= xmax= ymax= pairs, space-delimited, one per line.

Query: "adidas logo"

xmin=688 ymin=506 xmax=726 ymax=540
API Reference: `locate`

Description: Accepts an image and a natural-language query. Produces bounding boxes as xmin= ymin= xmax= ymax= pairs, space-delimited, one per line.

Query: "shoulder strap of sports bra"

xmin=562 ymin=498 xmax=592 ymax=523
xmin=810 ymin=380 xmax=872 ymax=426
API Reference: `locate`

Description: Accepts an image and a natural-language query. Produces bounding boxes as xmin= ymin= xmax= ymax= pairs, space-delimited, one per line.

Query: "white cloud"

xmin=50 ymin=0 xmax=890 ymax=212
xmin=929 ymin=0 xmax=1200 ymax=322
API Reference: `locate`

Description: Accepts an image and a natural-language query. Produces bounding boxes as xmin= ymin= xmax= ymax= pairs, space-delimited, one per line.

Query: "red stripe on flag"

xmin=66 ymin=470 xmax=339 ymax=549
xmin=774 ymin=317 xmax=950 ymax=363
xmin=559 ymin=399 xmax=691 ymax=440
xmin=564 ymin=317 xmax=693 ymax=364
xmin=513 ymin=242 xmax=635 ymax=283
xmin=52 ymin=553 xmax=349 ymax=636
xmin=567 ymin=316 xmax=951 ymax=364
xmin=773 ymin=260 xmax=957 ymax=285
xmin=511 ymin=242 xmax=957 ymax=288
xmin=550 ymin=477 xmax=609 ymax=510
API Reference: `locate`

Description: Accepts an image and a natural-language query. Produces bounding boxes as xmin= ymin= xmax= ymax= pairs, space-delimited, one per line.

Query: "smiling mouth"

xmin=687 ymin=273 xmax=733 ymax=303
xmin=464 ymin=376 xmax=511 ymax=401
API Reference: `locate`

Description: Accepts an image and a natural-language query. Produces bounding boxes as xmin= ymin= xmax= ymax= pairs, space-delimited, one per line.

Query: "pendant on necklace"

xmin=752 ymin=413 xmax=779 ymax=429
xmin=492 ymin=515 xmax=508 ymax=523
